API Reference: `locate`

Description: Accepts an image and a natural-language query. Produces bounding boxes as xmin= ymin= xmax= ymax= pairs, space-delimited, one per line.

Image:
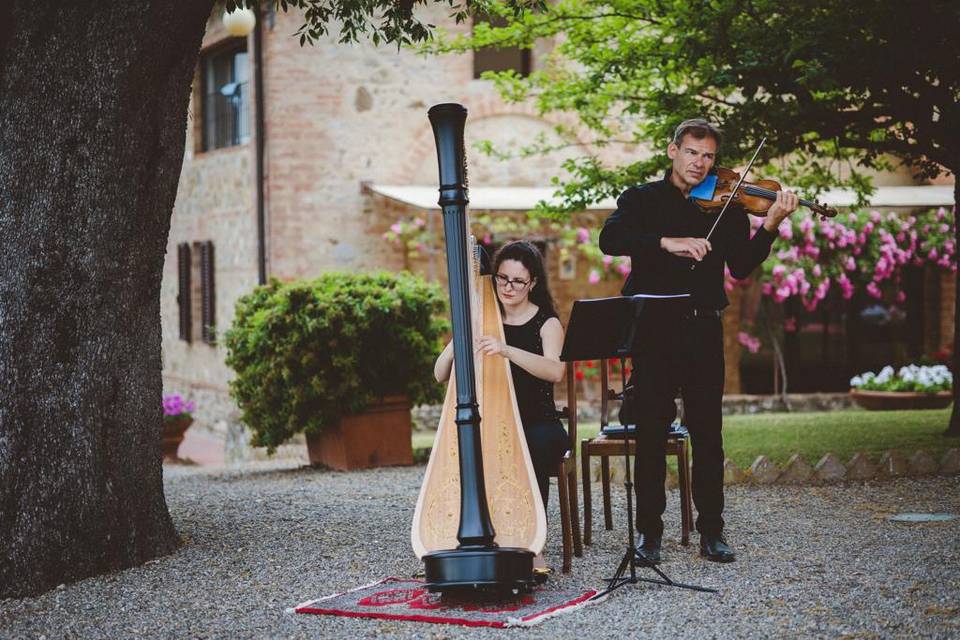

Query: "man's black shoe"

xmin=699 ymin=534 xmax=735 ymax=563
xmin=634 ymin=534 xmax=662 ymax=565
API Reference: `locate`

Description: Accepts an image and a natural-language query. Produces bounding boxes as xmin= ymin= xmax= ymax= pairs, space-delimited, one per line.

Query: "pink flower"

xmin=929 ymin=248 xmax=939 ymax=260
xmin=813 ymin=265 xmax=822 ymax=277
xmin=390 ymin=223 xmax=403 ymax=234
xmin=866 ymin=282 xmax=882 ymax=299
xmin=838 ymin=274 xmax=854 ymax=300
xmin=779 ymin=224 xmax=793 ymax=240
xmin=896 ymin=291 xmax=906 ymax=303
xmin=414 ymin=217 xmax=425 ymax=227
xmin=784 ymin=317 xmax=797 ymax=332
xmin=870 ymin=211 xmax=882 ymax=223
xmin=846 ymin=257 xmax=856 ymax=271
xmin=814 ymin=279 xmax=830 ymax=300
xmin=602 ymin=255 xmax=614 ymax=267
xmin=737 ymin=331 xmax=761 ymax=354
xmin=772 ymin=264 xmax=786 ymax=278
xmin=576 ymin=227 xmax=590 ymax=243
xmin=588 ymin=269 xmax=601 ymax=284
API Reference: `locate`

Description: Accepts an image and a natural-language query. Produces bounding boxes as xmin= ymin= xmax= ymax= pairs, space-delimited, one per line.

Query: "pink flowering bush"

xmin=754 ymin=207 xmax=955 ymax=313
xmin=382 ymin=217 xmax=432 ymax=268
xmin=162 ymin=393 xmax=195 ymax=424
xmin=736 ymin=206 xmax=954 ymax=353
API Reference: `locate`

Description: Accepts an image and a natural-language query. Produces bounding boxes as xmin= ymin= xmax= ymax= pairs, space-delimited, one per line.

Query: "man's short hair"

xmin=672 ymin=118 xmax=722 ymax=147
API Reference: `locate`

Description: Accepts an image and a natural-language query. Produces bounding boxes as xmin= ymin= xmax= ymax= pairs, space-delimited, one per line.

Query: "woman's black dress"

xmin=502 ymin=307 xmax=570 ymax=507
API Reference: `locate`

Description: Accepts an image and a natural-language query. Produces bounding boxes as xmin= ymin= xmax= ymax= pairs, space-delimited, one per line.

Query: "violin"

xmin=692 ymin=166 xmax=838 ymax=219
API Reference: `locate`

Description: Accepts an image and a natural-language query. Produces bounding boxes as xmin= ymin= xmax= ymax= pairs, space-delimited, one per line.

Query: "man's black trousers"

xmin=628 ymin=310 xmax=726 ymax=539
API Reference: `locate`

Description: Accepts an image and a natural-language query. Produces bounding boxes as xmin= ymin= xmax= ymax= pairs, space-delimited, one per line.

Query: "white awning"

xmin=368 ymin=184 xmax=953 ymax=212
xmin=368 ymin=184 xmax=617 ymax=211
xmin=818 ymin=185 xmax=954 ymax=208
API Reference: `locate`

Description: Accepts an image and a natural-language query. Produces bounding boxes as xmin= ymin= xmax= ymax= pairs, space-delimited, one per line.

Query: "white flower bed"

xmin=850 ymin=364 xmax=952 ymax=394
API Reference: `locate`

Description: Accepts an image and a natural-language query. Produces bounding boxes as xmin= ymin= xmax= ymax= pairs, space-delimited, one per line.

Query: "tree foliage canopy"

xmin=227 ymin=0 xmax=543 ymax=46
xmin=425 ymin=0 xmax=959 ymax=214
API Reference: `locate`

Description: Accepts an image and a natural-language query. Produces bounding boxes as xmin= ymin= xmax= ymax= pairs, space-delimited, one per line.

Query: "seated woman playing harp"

xmin=434 ymin=240 xmax=570 ymax=538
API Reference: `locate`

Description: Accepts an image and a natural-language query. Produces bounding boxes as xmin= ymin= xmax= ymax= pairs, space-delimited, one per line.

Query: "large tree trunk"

xmin=0 ymin=0 xmax=214 ymax=597
xmin=948 ymin=177 xmax=960 ymax=437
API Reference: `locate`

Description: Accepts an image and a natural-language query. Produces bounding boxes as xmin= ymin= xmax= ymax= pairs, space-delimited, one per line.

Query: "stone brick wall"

xmin=161 ymin=7 xmax=631 ymax=459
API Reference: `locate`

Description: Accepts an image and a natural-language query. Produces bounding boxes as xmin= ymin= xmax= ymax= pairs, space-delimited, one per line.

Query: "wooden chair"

xmin=580 ymin=359 xmax=693 ymax=546
xmin=552 ymin=365 xmax=584 ymax=573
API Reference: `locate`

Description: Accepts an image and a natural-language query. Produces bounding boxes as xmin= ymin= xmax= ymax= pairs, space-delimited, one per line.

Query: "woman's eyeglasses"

xmin=494 ymin=274 xmax=531 ymax=290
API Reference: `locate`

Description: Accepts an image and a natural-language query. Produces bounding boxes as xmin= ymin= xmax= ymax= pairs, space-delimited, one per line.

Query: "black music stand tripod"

xmin=560 ymin=294 xmax=717 ymax=598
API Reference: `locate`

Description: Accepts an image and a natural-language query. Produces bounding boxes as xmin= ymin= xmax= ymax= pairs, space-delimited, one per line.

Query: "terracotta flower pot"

xmin=305 ymin=395 xmax=413 ymax=471
xmin=162 ymin=415 xmax=193 ymax=461
xmin=849 ymin=389 xmax=953 ymax=411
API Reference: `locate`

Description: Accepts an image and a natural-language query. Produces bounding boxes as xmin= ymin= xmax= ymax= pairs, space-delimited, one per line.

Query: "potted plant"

xmin=849 ymin=364 xmax=953 ymax=410
xmin=224 ymin=272 xmax=446 ymax=470
xmin=162 ymin=393 xmax=195 ymax=461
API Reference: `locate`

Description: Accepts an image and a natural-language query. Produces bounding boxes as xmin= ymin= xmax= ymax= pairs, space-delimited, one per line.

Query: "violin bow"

xmin=690 ymin=136 xmax=766 ymax=271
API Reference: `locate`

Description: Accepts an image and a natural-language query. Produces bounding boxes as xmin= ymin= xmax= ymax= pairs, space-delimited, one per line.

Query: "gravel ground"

xmin=2 ymin=463 xmax=958 ymax=639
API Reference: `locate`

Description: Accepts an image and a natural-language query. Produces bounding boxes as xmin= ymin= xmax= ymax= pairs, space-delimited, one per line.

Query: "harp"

xmin=410 ymin=103 xmax=545 ymax=592
xmin=410 ymin=239 xmax=547 ymax=559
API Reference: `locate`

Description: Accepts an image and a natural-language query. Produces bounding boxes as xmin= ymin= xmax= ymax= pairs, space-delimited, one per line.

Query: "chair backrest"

xmin=599 ymin=358 xmax=686 ymax=431
xmin=556 ymin=364 xmax=578 ymax=459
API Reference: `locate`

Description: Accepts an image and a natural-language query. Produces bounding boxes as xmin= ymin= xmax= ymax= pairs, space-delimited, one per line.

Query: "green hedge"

xmin=224 ymin=272 xmax=447 ymax=452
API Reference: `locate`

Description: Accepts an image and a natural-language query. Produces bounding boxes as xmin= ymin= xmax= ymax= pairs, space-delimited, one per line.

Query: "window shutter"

xmin=177 ymin=243 xmax=192 ymax=343
xmin=200 ymin=241 xmax=216 ymax=345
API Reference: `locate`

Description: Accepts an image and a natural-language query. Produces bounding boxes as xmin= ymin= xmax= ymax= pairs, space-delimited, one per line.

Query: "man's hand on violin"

xmin=763 ymin=189 xmax=800 ymax=232
xmin=661 ymin=236 xmax=712 ymax=261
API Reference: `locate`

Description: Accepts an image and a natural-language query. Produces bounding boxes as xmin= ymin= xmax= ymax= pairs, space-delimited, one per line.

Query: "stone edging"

xmin=589 ymin=448 xmax=960 ymax=487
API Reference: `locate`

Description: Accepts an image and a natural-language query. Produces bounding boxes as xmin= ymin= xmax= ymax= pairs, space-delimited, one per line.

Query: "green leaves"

xmin=421 ymin=0 xmax=958 ymax=217
xmin=223 ymin=272 xmax=447 ymax=452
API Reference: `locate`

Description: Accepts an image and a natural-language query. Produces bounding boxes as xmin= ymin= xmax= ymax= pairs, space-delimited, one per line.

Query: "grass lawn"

xmin=413 ymin=408 xmax=960 ymax=469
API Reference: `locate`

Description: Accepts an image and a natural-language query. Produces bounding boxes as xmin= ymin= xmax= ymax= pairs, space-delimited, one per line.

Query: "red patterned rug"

xmin=290 ymin=577 xmax=601 ymax=628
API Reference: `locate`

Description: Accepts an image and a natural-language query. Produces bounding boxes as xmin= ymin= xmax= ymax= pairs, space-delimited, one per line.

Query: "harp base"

xmin=423 ymin=547 xmax=535 ymax=594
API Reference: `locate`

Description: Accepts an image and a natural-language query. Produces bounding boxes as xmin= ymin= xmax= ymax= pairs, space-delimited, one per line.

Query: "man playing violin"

xmin=599 ymin=118 xmax=798 ymax=564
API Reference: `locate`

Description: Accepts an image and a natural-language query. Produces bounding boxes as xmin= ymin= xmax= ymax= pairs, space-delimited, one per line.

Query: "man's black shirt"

xmin=599 ymin=171 xmax=776 ymax=310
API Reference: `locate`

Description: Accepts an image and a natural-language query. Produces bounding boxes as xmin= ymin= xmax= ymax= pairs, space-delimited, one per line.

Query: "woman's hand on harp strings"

xmin=476 ymin=335 xmax=509 ymax=357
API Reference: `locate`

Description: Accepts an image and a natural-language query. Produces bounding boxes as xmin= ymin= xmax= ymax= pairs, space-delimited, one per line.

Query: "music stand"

xmin=561 ymin=294 xmax=716 ymax=598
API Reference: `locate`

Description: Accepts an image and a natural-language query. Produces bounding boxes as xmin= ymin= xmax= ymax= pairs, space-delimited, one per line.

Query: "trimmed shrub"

xmin=224 ymin=272 xmax=447 ymax=452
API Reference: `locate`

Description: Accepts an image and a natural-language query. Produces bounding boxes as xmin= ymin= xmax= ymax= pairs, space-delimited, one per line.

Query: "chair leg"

xmin=568 ymin=469 xmax=583 ymax=557
xmin=581 ymin=447 xmax=593 ymax=545
xmin=557 ymin=468 xmax=573 ymax=573
xmin=601 ymin=456 xmax=613 ymax=531
xmin=677 ymin=442 xmax=692 ymax=546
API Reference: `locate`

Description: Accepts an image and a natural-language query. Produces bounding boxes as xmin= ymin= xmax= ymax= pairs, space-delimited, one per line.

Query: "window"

xmin=201 ymin=41 xmax=250 ymax=151
xmin=473 ymin=15 xmax=531 ymax=79
xmin=177 ymin=241 xmax=216 ymax=345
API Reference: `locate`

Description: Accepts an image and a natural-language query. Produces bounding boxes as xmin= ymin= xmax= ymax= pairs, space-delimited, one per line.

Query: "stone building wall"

xmin=160 ymin=7 xmax=619 ymax=460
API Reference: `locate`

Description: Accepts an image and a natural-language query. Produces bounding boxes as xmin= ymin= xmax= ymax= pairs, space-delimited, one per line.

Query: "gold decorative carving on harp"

xmin=411 ymin=238 xmax=547 ymax=559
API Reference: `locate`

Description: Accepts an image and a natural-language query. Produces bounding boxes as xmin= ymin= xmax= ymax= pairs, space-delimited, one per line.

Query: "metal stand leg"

xmin=592 ymin=356 xmax=716 ymax=600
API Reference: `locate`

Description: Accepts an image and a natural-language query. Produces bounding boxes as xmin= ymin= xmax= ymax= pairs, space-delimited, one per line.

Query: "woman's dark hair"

xmin=491 ymin=240 xmax=558 ymax=318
